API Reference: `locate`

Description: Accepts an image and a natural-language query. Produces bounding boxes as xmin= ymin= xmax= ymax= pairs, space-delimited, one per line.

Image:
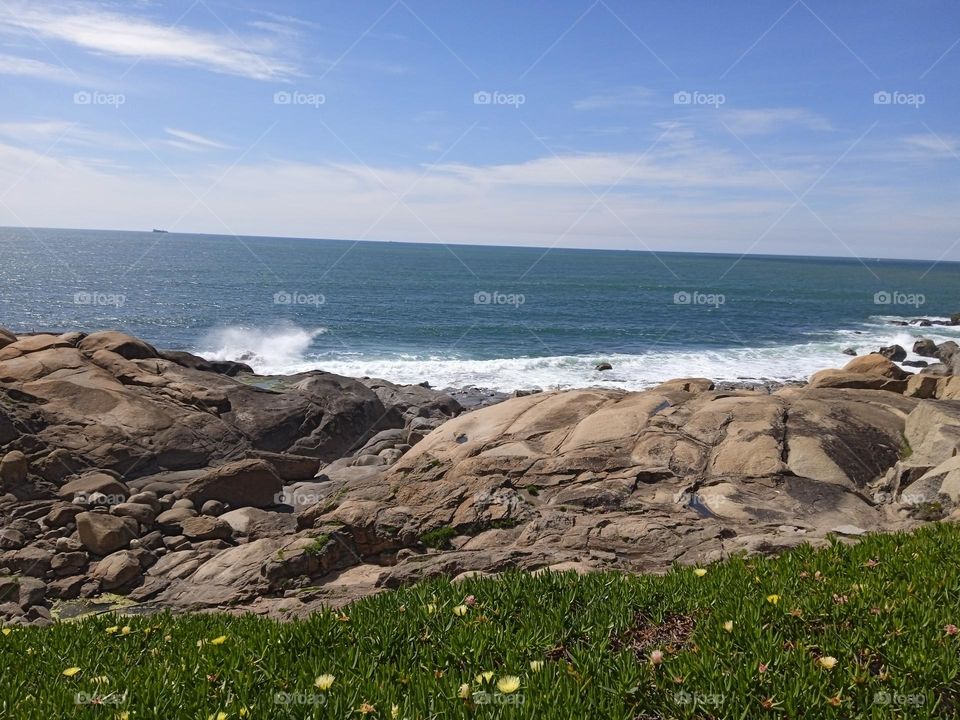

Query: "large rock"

xmin=76 ymin=512 xmax=138 ymax=555
xmin=914 ymin=339 xmax=938 ymax=357
xmin=181 ymin=459 xmax=282 ymax=509
xmin=0 ymin=327 xmax=15 ymax=349
xmin=0 ymin=337 xmax=403 ymax=478
xmin=808 ymin=354 xmax=910 ymax=392
xmin=92 ymin=550 xmax=141 ymax=590
xmin=219 ymin=507 xmax=297 ymax=538
xmin=0 ymin=450 xmax=28 ymax=487
xmin=178 ymin=515 xmax=232 ymax=541
xmin=58 ymin=473 xmax=129 ymax=503
xmin=77 ymin=331 xmax=158 ymax=360
xmin=904 ymin=400 xmax=960 ymax=467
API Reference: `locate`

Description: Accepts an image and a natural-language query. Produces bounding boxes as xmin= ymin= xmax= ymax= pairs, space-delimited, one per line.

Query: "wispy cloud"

xmin=902 ymin=133 xmax=960 ymax=159
xmin=0 ymin=52 xmax=74 ymax=82
xmin=721 ymin=108 xmax=833 ymax=135
xmin=0 ymin=1 xmax=299 ymax=81
xmin=164 ymin=128 xmax=231 ymax=151
xmin=574 ymin=86 xmax=653 ymax=111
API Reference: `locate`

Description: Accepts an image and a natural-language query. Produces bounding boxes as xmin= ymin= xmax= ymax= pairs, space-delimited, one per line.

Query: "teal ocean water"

xmin=1 ymin=228 xmax=958 ymax=390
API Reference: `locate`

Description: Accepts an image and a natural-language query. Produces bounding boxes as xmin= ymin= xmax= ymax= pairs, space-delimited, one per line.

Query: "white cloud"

xmin=721 ymin=108 xmax=833 ymax=135
xmin=574 ymin=86 xmax=653 ymax=111
xmin=0 ymin=1 xmax=299 ymax=81
xmin=0 ymin=52 xmax=75 ymax=82
xmin=902 ymin=133 xmax=960 ymax=159
xmin=1 ymin=128 xmax=955 ymax=261
xmin=164 ymin=128 xmax=231 ymax=150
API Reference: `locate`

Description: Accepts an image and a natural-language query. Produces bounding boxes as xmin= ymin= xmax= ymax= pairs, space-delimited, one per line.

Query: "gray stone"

xmin=76 ymin=512 xmax=137 ymax=555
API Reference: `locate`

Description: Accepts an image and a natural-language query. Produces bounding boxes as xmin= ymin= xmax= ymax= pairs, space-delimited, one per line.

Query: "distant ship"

xmin=152 ymin=229 xmax=169 ymax=233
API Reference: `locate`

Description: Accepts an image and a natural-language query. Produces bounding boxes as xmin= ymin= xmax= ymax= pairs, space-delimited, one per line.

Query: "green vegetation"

xmin=420 ymin=526 xmax=457 ymax=549
xmin=304 ymin=534 xmax=330 ymax=557
xmin=2 ymin=524 xmax=960 ymax=718
xmin=526 ymin=485 xmax=540 ymax=497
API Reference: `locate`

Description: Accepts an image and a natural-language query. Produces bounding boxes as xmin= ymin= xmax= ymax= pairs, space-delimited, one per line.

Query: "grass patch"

xmin=2 ymin=524 xmax=960 ymax=718
xmin=419 ymin=526 xmax=456 ymax=549
xmin=303 ymin=534 xmax=330 ymax=557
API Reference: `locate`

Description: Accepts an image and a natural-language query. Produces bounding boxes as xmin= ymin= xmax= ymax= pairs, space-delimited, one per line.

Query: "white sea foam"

xmin=199 ymin=324 xmax=327 ymax=370
xmin=196 ymin=318 xmax=960 ymax=392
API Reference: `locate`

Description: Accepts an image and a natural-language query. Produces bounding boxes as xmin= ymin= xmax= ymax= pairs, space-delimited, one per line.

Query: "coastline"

xmin=0 ymin=325 xmax=959 ymax=624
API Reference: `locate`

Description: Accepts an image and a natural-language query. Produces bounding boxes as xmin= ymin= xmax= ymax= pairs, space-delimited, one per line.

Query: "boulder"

xmin=158 ymin=350 xmax=252 ymax=376
xmin=879 ymin=344 xmax=907 ymax=362
xmin=807 ymin=370 xmax=907 ymax=393
xmin=914 ymin=339 xmax=938 ymax=357
xmin=0 ymin=451 xmax=28 ymax=487
xmin=178 ymin=515 xmax=232 ymax=541
xmin=76 ymin=512 xmax=138 ymax=555
xmin=0 ymin=327 xmax=15 ymax=349
xmin=0 ymin=529 xmax=25 ymax=549
xmin=50 ymin=551 xmax=88 ymax=577
xmin=44 ymin=504 xmax=83 ymax=528
xmin=219 ymin=507 xmax=297 ymax=538
xmin=92 ymin=550 xmax=141 ymax=590
xmin=841 ymin=348 xmax=857 ymax=356
xmin=111 ymin=502 xmax=156 ymax=527
xmin=595 ymin=362 xmax=613 ymax=372
xmin=181 ymin=459 xmax=282 ymax=509
xmin=155 ymin=507 xmax=197 ymax=533
xmin=843 ymin=354 xmax=910 ymax=379
xmin=0 ymin=547 xmax=51 ymax=577
xmin=77 ymin=331 xmax=158 ymax=360
xmin=58 ymin=474 xmax=129 ymax=504
xmin=904 ymin=400 xmax=960 ymax=467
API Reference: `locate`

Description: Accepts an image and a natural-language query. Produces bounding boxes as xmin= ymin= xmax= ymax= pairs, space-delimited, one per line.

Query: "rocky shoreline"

xmin=1 ymin=325 xmax=959 ymax=625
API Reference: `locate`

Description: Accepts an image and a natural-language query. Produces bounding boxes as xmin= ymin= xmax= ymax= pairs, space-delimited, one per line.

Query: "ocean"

xmin=1 ymin=227 xmax=957 ymax=391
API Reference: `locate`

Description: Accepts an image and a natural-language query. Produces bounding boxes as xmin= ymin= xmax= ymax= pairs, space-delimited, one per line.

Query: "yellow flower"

xmin=529 ymin=660 xmax=544 ymax=673
xmin=426 ymin=603 xmax=437 ymax=615
xmin=121 ymin=626 xmax=131 ymax=635
xmin=1 ymin=628 xmax=10 ymax=636
xmin=693 ymin=568 xmax=707 ymax=577
xmin=817 ymin=656 xmax=838 ymax=670
xmin=458 ymin=683 xmax=471 ymax=699
xmin=359 ymin=702 xmax=375 ymax=714
xmin=314 ymin=674 xmax=335 ymax=690
xmin=116 ymin=713 xmax=130 ymax=720
xmin=766 ymin=594 xmax=780 ymax=605
xmin=62 ymin=667 xmax=81 ymax=678
xmin=209 ymin=635 xmax=228 ymax=645
xmin=206 ymin=713 xmax=228 ymax=720
xmin=452 ymin=604 xmax=468 ymax=616
xmin=105 ymin=626 xmax=119 ymax=634
xmin=475 ymin=671 xmax=494 ymax=684
xmin=723 ymin=621 xmax=734 ymax=632
xmin=90 ymin=676 xmax=110 ymax=685
xmin=239 ymin=709 xmax=248 ymax=718
xmin=496 ymin=676 xmax=521 ymax=694
xmin=391 ymin=704 xmax=400 ymax=718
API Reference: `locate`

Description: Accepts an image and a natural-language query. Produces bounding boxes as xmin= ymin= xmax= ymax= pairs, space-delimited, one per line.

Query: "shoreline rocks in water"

xmin=1 ymin=326 xmax=960 ymax=622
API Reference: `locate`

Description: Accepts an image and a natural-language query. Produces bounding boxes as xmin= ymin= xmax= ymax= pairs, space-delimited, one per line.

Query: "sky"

xmin=0 ymin=0 xmax=958 ymax=260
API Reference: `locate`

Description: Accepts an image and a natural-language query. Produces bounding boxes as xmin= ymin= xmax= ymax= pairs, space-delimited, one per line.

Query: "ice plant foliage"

xmin=1 ymin=523 xmax=958 ymax=718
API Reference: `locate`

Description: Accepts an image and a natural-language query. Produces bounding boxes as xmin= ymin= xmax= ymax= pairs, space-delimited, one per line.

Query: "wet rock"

xmin=879 ymin=344 xmax=907 ymax=362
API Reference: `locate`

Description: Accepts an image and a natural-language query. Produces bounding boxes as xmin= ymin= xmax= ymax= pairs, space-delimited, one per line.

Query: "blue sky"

xmin=0 ymin=0 xmax=958 ymax=260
